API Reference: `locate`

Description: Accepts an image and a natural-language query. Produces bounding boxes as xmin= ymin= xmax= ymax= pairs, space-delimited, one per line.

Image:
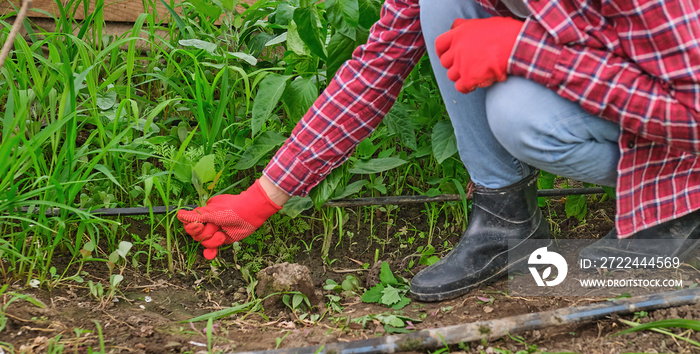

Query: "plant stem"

xmin=0 ymin=0 xmax=32 ymax=70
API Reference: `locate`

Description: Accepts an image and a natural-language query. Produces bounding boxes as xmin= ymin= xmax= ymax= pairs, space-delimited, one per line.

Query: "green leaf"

xmin=385 ymin=324 xmax=413 ymax=333
xmin=324 ymin=279 xmax=340 ymax=291
xmin=229 ymin=51 xmax=258 ymax=66
xmin=326 ymin=32 xmax=355 ymax=81
xmin=384 ymin=102 xmax=417 ymax=150
xmin=332 ymin=180 xmax=369 ymax=199
xmin=252 ymin=74 xmax=292 ymax=136
xmin=616 ymin=319 xmax=700 ymax=335
xmin=326 ymin=0 xmax=359 ymax=40
xmin=280 ymin=196 xmax=314 ymax=218
xmin=357 ymin=0 xmax=381 ymax=29
xmin=379 ymin=261 xmax=397 ymax=285
xmin=110 ymin=274 xmax=124 ymax=288
xmin=108 ymin=251 xmax=120 ymax=264
xmin=221 ymin=0 xmax=235 ymax=11
xmin=293 ymin=7 xmax=327 ymax=60
xmin=432 ymin=120 xmax=458 ymax=164
xmin=94 ymin=164 xmax=124 ymax=191
xmin=184 ymin=301 xmax=257 ymax=322
xmin=310 ymin=168 xmax=343 ymax=209
xmin=538 ymin=170 xmax=556 ymax=190
xmin=273 ymin=3 xmax=295 ymax=26
xmin=179 ymin=39 xmax=217 ymax=55
xmin=173 ymin=156 xmax=193 ymax=184
xmin=537 ymin=171 xmax=557 ymax=207
xmin=159 ymin=0 xmax=189 ymax=38
xmin=361 ymin=284 xmax=385 ymax=303
xmin=281 ymin=76 xmax=318 ymax=123
xmin=266 ymin=33 xmax=288 ymax=47
xmin=187 ymin=0 xmax=222 ymax=19
xmin=286 ymin=20 xmax=311 ymax=56
xmin=381 ymin=285 xmax=401 ymax=306
xmin=96 ymin=90 xmax=116 ymax=110
xmin=117 ymin=241 xmax=132 ymax=259
xmin=379 ymin=314 xmax=404 ymax=328
xmin=193 ymin=154 xmax=217 ymax=184
xmin=292 ymin=293 xmax=304 ymax=309
xmin=348 ymin=157 xmax=407 ymax=174
xmin=233 ymin=131 xmax=287 ymax=170
xmin=341 ymin=275 xmax=360 ymax=292
xmin=391 ymin=296 xmax=411 ymax=310
xmin=83 ymin=241 xmax=95 ymax=252
xmin=603 ymin=186 xmax=616 ymax=199
xmin=565 ymin=194 xmax=587 ymax=221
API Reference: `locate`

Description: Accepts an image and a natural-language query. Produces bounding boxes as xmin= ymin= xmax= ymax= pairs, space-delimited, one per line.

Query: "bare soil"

xmin=3 ymin=196 xmax=700 ymax=354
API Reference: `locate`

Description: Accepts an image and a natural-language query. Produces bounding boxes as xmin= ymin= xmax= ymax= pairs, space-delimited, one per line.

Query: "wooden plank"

xmin=0 ymin=0 xmax=257 ymax=23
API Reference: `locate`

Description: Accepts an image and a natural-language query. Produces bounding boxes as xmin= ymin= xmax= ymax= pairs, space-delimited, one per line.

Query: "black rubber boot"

xmin=409 ymin=170 xmax=551 ymax=302
xmin=578 ymin=210 xmax=700 ymax=268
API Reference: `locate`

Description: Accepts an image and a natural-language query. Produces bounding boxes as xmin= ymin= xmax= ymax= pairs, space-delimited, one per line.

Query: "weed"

xmin=361 ymin=262 xmax=411 ymax=310
xmin=351 ymin=313 xmax=422 ymax=334
xmin=0 ymin=284 xmax=46 ymax=333
xmin=324 ymin=275 xmax=362 ymax=297
xmin=616 ymin=318 xmax=700 ymax=348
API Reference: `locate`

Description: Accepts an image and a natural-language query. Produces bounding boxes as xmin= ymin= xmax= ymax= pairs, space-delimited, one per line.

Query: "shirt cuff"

xmin=508 ymin=18 xmax=562 ymax=88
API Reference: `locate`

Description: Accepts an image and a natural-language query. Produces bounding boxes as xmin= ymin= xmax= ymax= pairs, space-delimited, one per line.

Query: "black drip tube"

xmin=22 ymin=187 xmax=605 ymax=217
xmin=235 ymin=287 xmax=700 ymax=354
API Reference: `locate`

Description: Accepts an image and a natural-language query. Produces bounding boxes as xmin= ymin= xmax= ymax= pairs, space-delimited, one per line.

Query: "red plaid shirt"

xmin=264 ymin=0 xmax=700 ymax=238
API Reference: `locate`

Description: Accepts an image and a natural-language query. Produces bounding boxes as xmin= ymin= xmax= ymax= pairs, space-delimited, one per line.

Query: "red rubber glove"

xmin=177 ymin=179 xmax=282 ymax=260
xmin=436 ymin=17 xmax=523 ymax=93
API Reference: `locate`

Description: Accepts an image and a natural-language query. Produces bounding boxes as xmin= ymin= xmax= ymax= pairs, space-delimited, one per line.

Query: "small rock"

xmin=138 ymin=325 xmax=154 ymax=337
xmin=232 ymin=292 xmax=246 ymax=303
xmin=164 ymin=341 xmax=182 ymax=350
xmin=483 ymin=306 xmax=493 ymax=313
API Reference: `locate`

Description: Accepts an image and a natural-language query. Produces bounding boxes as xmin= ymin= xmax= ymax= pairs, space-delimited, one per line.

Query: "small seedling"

xmin=361 ymin=262 xmax=411 ymax=309
xmin=324 ymin=275 xmax=362 ymax=297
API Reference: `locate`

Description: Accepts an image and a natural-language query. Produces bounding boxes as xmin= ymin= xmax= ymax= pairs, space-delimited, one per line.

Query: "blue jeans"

xmin=419 ymin=0 xmax=620 ymax=188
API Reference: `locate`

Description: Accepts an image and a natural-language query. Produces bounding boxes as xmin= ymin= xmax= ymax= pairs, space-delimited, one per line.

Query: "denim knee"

xmin=419 ymin=0 xmax=491 ymax=31
xmin=486 ymin=87 xmax=538 ymax=162
xmin=485 ymin=77 xmax=620 ymax=187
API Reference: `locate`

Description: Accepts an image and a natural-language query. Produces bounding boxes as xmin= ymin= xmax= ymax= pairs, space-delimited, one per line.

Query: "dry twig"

xmin=0 ymin=0 xmax=33 ymax=70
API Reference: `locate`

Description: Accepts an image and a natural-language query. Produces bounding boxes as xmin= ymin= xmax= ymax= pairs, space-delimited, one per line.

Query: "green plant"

xmin=616 ymin=318 xmax=700 ymax=348
xmin=0 ymin=284 xmax=46 ymax=333
xmin=282 ymin=292 xmax=318 ymax=322
xmin=324 ymin=274 xmax=362 ymax=297
xmin=351 ymin=312 xmax=422 ymax=334
xmin=360 ymin=261 xmax=411 ymax=309
xmin=275 ymin=331 xmax=291 ymax=350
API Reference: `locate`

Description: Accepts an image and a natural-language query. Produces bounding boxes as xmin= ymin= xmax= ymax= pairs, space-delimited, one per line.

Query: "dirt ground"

xmin=3 ymin=196 xmax=700 ymax=354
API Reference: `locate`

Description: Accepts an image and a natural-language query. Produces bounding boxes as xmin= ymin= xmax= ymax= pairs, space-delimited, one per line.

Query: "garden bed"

xmin=3 ymin=198 xmax=700 ymax=354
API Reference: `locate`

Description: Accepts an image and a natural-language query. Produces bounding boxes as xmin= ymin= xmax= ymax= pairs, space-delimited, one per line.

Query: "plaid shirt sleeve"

xmin=508 ymin=0 xmax=700 ymax=153
xmin=263 ymin=0 xmax=424 ymax=196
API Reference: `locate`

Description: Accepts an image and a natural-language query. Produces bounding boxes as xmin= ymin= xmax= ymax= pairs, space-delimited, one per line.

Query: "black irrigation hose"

xmin=20 ymin=187 xmax=606 ymax=217
xmin=235 ymin=287 xmax=700 ymax=354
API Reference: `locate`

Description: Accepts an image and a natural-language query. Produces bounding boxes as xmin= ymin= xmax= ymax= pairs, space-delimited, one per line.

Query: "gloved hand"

xmin=436 ymin=17 xmax=523 ymax=93
xmin=177 ymin=179 xmax=282 ymax=260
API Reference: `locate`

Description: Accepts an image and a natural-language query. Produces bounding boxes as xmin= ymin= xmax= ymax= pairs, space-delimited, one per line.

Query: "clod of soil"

xmin=255 ymin=262 xmax=321 ymax=311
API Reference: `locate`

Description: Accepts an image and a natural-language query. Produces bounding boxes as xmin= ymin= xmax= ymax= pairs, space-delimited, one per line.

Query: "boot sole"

xmin=410 ymin=238 xmax=553 ymax=302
